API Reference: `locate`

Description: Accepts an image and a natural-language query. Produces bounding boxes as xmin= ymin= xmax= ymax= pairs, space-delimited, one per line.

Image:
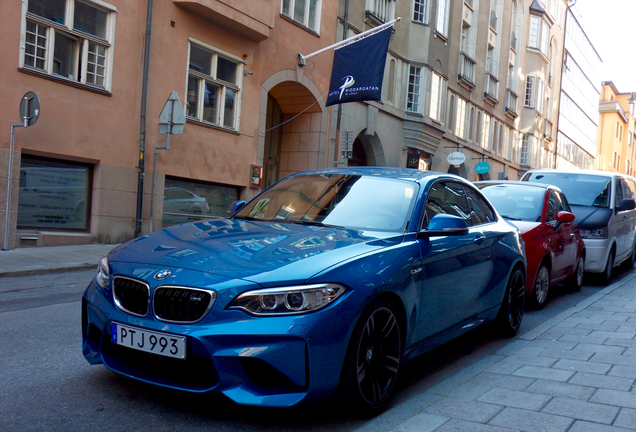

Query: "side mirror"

xmin=417 ymin=214 xmax=469 ymax=239
xmin=556 ymin=211 xmax=575 ymax=223
xmin=227 ymin=200 xmax=246 ymax=216
xmin=616 ymin=198 xmax=636 ymax=212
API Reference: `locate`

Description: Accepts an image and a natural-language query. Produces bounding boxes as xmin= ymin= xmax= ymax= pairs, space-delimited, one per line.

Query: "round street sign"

xmin=475 ymin=161 xmax=491 ymax=174
xmin=447 ymin=151 xmax=466 ymax=166
xmin=19 ymin=91 xmax=40 ymax=127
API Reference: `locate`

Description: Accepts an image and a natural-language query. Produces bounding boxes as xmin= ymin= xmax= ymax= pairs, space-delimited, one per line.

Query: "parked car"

xmin=82 ymin=168 xmax=526 ymax=413
xmin=476 ymin=181 xmax=586 ymax=308
xmin=521 ymin=169 xmax=636 ymax=284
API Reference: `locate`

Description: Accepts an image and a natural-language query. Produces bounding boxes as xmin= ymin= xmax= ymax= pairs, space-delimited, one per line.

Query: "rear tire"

xmin=566 ymin=255 xmax=585 ymax=292
xmin=622 ymin=242 xmax=636 ymax=270
xmin=600 ymin=249 xmax=615 ymax=286
xmin=496 ymin=266 xmax=525 ymax=336
xmin=341 ymin=299 xmax=402 ymax=415
xmin=528 ymin=264 xmax=550 ymax=309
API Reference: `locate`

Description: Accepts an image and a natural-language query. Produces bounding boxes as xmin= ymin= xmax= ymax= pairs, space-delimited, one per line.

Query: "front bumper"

xmin=581 ymin=238 xmax=611 ymax=273
xmin=82 ymin=276 xmax=356 ymax=407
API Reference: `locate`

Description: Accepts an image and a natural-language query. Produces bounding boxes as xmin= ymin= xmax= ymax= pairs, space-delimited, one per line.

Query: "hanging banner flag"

xmin=325 ymin=25 xmax=393 ymax=107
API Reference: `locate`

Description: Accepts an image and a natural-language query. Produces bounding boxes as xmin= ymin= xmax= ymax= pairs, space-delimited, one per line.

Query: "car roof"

xmin=474 ymin=180 xmax=561 ymax=192
xmin=287 ymin=167 xmax=466 ymax=184
xmin=524 ymin=169 xmax=622 ymax=179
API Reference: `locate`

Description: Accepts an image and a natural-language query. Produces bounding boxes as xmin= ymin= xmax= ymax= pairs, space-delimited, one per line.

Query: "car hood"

xmin=569 ymin=205 xmax=613 ymax=229
xmin=108 ymin=218 xmax=402 ymax=285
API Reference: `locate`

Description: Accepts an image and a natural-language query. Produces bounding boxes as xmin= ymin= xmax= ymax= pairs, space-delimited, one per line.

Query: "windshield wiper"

xmin=501 ymin=215 xmax=522 ymax=221
xmin=290 ymin=220 xmax=344 ymax=228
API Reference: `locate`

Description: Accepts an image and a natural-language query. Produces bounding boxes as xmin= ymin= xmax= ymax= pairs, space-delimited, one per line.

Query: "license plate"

xmin=111 ymin=322 xmax=186 ymax=360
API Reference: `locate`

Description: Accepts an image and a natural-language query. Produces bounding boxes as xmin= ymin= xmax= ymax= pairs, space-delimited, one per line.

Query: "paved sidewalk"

xmin=0 ymin=244 xmax=117 ymax=277
xmin=386 ymin=272 xmax=636 ymax=432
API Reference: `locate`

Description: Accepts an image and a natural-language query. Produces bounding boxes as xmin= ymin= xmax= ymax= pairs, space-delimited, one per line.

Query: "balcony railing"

xmin=505 ymin=88 xmax=518 ymax=119
xmin=458 ymin=52 xmax=476 ymax=90
xmin=484 ymin=73 xmax=499 ymax=105
xmin=365 ymin=0 xmax=394 ymax=22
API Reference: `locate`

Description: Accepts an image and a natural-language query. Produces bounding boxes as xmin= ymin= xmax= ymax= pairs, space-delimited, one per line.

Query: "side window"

xmin=423 ymin=181 xmax=472 ymax=228
xmin=558 ymin=192 xmax=572 ymax=212
xmin=546 ymin=191 xmax=565 ymax=223
xmin=615 ymin=179 xmax=624 ymax=207
xmin=620 ymin=178 xmax=634 ymax=200
xmin=626 ymin=178 xmax=636 ymax=198
xmin=465 ymin=187 xmax=496 ymax=225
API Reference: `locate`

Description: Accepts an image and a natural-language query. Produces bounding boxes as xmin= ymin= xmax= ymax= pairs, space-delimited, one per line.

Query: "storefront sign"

xmin=406 ymin=149 xmax=420 ymax=169
xmin=475 ymin=161 xmax=491 ymax=174
xmin=447 ymin=152 xmax=466 ymax=167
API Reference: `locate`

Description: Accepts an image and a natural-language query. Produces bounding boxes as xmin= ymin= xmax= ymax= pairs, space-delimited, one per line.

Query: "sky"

xmin=571 ymin=0 xmax=636 ymax=93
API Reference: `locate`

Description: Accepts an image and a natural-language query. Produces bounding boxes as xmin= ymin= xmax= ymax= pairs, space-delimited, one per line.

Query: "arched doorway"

xmin=263 ymin=95 xmax=283 ymax=189
xmin=260 ymin=75 xmax=326 ymax=190
xmin=347 ymin=138 xmax=368 ymax=166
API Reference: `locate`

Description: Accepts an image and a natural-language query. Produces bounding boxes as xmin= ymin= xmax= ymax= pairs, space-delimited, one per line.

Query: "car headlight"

xmin=96 ymin=256 xmax=110 ymax=288
xmin=228 ymin=283 xmax=345 ymax=315
xmin=579 ymin=227 xmax=608 ymax=239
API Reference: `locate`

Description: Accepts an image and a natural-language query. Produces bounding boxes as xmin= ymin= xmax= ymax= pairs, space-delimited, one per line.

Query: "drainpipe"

xmin=134 ymin=0 xmax=154 ymax=237
xmin=334 ymin=0 xmax=349 ymax=164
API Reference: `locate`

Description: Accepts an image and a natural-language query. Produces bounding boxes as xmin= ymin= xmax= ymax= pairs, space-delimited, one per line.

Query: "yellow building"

xmin=597 ymin=82 xmax=636 ymax=175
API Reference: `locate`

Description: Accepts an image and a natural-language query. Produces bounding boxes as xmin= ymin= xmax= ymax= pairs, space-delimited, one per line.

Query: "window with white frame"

xmin=436 ymin=0 xmax=449 ymax=36
xmin=186 ymin=41 xmax=243 ymax=130
xmin=520 ymin=134 xmax=531 ymax=165
xmin=536 ymin=79 xmax=545 ymax=114
xmin=21 ymin=0 xmax=116 ymax=90
xmin=430 ymin=71 xmax=444 ymax=121
xmin=455 ymin=98 xmax=467 ymax=138
xmin=281 ymin=0 xmax=322 ymax=32
xmin=481 ymin=114 xmax=491 ymax=150
xmin=524 ymin=76 xmax=536 ymax=108
xmin=413 ymin=0 xmax=428 ymax=24
xmin=529 ymin=15 xmax=549 ymax=54
xmin=407 ymin=65 xmax=423 ymax=113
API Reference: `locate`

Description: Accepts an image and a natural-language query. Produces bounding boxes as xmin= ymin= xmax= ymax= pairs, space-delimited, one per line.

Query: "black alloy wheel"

xmin=341 ymin=299 xmax=402 ymax=414
xmin=497 ymin=266 xmax=525 ymax=336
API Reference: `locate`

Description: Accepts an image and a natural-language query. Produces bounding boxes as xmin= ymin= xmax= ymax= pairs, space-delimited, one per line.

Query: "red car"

xmin=476 ymin=181 xmax=586 ymax=308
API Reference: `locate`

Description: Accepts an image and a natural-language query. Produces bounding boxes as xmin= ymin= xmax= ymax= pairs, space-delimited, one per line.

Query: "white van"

xmin=521 ymin=169 xmax=636 ymax=284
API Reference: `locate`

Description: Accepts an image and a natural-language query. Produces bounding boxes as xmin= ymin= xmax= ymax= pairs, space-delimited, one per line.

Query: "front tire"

xmin=600 ymin=249 xmax=615 ymax=286
xmin=566 ymin=255 xmax=585 ymax=292
xmin=528 ymin=264 xmax=550 ymax=309
xmin=341 ymin=299 xmax=402 ymax=414
xmin=497 ymin=266 xmax=525 ymax=336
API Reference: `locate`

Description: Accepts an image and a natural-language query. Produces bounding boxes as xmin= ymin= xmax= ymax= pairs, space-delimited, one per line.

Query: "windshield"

xmin=525 ymin=173 xmax=611 ymax=208
xmin=235 ymin=174 xmax=418 ymax=232
xmin=479 ymin=184 xmax=544 ymax=222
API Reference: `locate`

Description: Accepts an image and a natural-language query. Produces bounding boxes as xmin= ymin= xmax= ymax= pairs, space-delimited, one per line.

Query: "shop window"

xmin=18 ymin=155 xmax=91 ymax=229
xmin=162 ymin=177 xmax=239 ymax=227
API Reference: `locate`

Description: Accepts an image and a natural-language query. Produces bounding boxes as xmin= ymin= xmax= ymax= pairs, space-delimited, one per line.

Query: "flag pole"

xmin=299 ymin=17 xmax=400 ymax=66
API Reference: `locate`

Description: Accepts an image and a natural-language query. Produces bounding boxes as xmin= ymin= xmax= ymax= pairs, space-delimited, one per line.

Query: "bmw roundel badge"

xmin=155 ymin=269 xmax=171 ymax=280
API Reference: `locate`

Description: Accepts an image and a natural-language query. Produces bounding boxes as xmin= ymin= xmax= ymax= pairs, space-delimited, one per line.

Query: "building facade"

xmin=327 ymin=0 xmax=568 ymax=183
xmin=1 ymin=0 xmax=337 ymax=248
xmin=597 ymin=82 xmax=636 ymax=175
xmin=555 ymin=4 xmax=600 ymax=170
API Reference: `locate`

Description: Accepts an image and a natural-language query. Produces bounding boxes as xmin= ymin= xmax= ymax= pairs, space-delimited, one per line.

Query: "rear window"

xmin=524 ymin=172 xmax=611 ymax=208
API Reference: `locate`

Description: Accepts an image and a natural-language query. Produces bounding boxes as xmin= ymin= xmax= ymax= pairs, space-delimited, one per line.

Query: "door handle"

xmin=474 ymin=235 xmax=485 ymax=245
